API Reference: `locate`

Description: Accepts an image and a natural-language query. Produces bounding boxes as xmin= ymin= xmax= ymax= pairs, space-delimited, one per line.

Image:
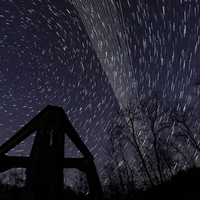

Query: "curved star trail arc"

xmin=0 ymin=0 xmax=116 ymax=161
xmin=1 ymin=0 xmax=200 ymax=183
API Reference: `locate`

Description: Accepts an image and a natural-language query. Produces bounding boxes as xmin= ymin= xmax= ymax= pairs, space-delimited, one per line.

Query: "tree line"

xmin=1 ymin=84 xmax=200 ymax=199
xmin=102 ymin=90 xmax=200 ymax=199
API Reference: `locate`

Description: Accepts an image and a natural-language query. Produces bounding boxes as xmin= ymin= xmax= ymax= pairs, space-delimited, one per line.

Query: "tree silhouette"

xmin=104 ymin=90 xmax=200 ymax=199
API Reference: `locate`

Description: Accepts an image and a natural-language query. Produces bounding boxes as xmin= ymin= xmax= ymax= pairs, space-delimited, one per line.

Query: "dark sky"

xmin=1 ymin=0 xmax=200 ymax=177
xmin=0 ymin=0 xmax=117 ymax=162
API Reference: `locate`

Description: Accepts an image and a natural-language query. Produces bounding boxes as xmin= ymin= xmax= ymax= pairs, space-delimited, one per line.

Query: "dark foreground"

xmin=1 ymin=167 xmax=200 ymax=200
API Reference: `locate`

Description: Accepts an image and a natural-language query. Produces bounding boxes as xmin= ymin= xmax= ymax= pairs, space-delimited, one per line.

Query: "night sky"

xmin=1 ymin=0 xmax=200 ymax=180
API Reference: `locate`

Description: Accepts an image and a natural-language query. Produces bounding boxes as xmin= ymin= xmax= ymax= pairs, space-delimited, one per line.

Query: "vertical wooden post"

xmin=83 ymin=159 xmax=105 ymax=200
xmin=0 ymin=105 xmax=105 ymax=200
xmin=25 ymin=118 xmax=64 ymax=200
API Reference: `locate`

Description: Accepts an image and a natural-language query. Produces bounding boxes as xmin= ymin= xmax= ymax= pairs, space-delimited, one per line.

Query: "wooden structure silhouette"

xmin=0 ymin=105 xmax=104 ymax=200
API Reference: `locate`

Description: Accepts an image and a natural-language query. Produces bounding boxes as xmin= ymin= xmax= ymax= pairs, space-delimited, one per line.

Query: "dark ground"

xmin=1 ymin=167 xmax=200 ymax=200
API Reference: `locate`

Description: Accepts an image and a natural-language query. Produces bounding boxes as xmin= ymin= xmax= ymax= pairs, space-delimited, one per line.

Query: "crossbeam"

xmin=0 ymin=156 xmax=86 ymax=173
xmin=0 ymin=105 xmax=104 ymax=200
xmin=0 ymin=106 xmax=93 ymax=160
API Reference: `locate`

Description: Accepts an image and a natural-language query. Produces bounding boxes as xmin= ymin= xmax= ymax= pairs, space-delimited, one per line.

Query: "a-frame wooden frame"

xmin=0 ymin=105 xmax=104 ymax=200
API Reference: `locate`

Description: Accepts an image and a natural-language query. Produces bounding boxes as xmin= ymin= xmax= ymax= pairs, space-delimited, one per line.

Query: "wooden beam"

xmin=64 ymin=115 xmax=94 ymax=160
xmin=0 ymin=106 xmax=63 ymax=156
xmin=0 ymin=156 xmax=87 ymax=173
xmin=0 ymin=156 xmax=28 ymax=173
xmin=0 ymin=105 xmax=93 ymax=161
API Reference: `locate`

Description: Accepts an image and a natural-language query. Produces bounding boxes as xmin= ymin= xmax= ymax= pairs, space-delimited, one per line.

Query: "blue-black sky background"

xmin=1 ymin=0 xmax=200 ymax=177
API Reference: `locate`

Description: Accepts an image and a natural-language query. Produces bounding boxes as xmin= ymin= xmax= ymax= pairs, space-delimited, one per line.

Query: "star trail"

xmin=1 ymin=0 xmax=200 ymax=184
xmin=0 ymin=0 xmax=117 ymax=161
